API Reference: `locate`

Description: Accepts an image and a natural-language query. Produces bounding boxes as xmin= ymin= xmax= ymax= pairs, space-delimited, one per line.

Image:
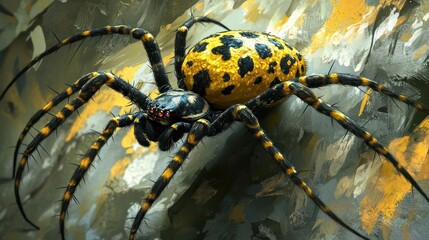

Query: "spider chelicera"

xmin=1 ymin=16 xmax=429 ymax=240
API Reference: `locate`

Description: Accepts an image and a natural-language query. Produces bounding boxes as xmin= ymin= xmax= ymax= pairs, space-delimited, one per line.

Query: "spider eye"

xmin=165 ymin=111 xmax=170 ymax=117
xmin=157 ymin=111 xmax=164 ymax=117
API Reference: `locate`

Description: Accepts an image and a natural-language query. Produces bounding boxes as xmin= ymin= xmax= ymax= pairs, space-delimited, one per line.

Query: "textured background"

xmin=1 ymin=0 xmax=429 ymax=239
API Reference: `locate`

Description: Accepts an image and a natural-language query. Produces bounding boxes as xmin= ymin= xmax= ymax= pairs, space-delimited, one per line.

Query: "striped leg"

xmin=209 ymin=104 xmax=369 ymax=240
xmin=175 ymin=16 xmax=230 ymax=89
xmin=13 ymin=72 xmax=96 ymax=178
xmin=129 ymin=119 xmax=210 ymax=240
xmin=294 ymin=74 xmax=429 ymax=111
xmin=158 ymin=122 xmax=192 ymax=151
xmin=1 ymin=25 xmax=171 ymax=101
xmin=247 ymin=82 xmax=429 ymax=202
xmin=60 ymin=114 xmax=138 ymax=240
xmin=14 ymin=72 xmax=148 ymax=229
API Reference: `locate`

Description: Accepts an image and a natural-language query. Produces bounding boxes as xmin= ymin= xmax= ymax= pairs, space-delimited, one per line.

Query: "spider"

xmin=2 ymin=15 xmax=429 ymax=240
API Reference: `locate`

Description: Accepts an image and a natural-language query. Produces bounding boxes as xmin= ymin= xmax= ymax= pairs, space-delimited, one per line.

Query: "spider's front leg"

xmin=13 ymin=71 xmax=148 ymax=230
xmin=129 ymin=119 xmax=210 ymax=240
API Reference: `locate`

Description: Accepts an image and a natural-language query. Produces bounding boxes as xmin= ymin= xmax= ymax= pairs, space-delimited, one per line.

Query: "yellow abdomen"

xmin=182 ymin=30 xmax=306 ymax=109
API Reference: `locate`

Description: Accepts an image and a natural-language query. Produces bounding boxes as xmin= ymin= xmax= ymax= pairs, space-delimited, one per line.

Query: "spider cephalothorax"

xmin=2 ymin=15 xmax=429 ymax=240
xmin=146 ymin=89 xmax=210 ymax=125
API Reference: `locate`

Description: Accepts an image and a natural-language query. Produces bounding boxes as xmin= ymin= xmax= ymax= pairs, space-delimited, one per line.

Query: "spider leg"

xmin=208 ymin=104 xmax=369 ymax=240
xmin=293 ymin=74 xmax=429 ymax=111
xmin=13 ymin=71 xmax=148 ymax=177
xmin=14 ymin=72 xmax=148 ymax=229
xmin=1 ymin=25 xmax=171 ymax=101
xmin=129 ymin=119 xmax=210 ymax=240
xmin=175 ymin=16 xmax=230 ymax=89
xmin=158 ymin=122 xmax=192 ymax=151
xmin=60 ymin=113 xmax=138 ymax=240
xmin=247 ymin=81 xmax=429 ymax=202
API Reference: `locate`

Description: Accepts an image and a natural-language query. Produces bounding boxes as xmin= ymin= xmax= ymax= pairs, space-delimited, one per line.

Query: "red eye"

xmin=158 ymin=111 xmax=163 ymax=117
xmin=165 ymin=111 xmax=170 ymax=117
xmin=149 ymin=108 xmax=154 ymax=114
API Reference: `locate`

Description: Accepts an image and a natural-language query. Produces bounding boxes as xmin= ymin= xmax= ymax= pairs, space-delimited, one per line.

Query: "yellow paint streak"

xmin=400 ymin=32 xmax=413 ymax=42
xmin=242 ymin=0 xmax=264 ymax=23
xmin=66 ymin=65 xmax=141 ymax=142
xmin=194 ymin=2 xmax=204 ymax=11
xmin=412 ymin=44 xmax=428 ymax=61
xmin=121 ymin=126 xmax=136 ymax=154
xmin=274 ymin=15 xmax=289 ymax=29
xmin=306 ymin=0 xmax=405 ymax=53
xmin=228 ymin=201 xmax=246 ymax=224
xmin=358 ymin=88 xmax=372 ymax=117
xmin=108 ymin=157 xmax=131 ymax=180
xmin=162 ymin=51 xmax=174 ymax=66
xmin=360 ymin=117 xmax=429 ymax=234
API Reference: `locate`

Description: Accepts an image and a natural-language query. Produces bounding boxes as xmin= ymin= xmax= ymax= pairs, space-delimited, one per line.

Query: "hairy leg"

xmin=60 ymin=113 xmax=139 ymax=240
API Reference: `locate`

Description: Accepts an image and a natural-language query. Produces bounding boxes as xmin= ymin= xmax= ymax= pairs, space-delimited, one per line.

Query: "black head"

xmin=146 ymin=89 xmax=210 ymax=125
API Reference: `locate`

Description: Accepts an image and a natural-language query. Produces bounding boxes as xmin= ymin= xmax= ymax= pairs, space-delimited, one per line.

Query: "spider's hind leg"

xmin=247 ymin=81 xmax=429 ymax=202
xmin=295 ymin=73 xmax=429 ymax=111
xmin=208 ymin=104 xmax=369 ymax=240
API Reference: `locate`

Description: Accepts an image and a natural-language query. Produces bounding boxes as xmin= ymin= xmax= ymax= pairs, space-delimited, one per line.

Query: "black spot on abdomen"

xmin=239 ymin=31 xmax=259 ymax=38
xmin=212 ymin=35 xmax=243 ymax=60
xmin=192 ymin=70 xmax=211 ymax=96
xmin=193 ymin=42 xmax=209 ymax=52
xmin=255 ymin=43 xmax=272 ymax=59
xmin=223 ymin=73 xmax=230 ymax=82
xmin=268 ymin=38 xmax=284 ymax=49
xmin=269 ymin=77 xmax=281 ymax=87
xmin=221 ymin=85 xmax=235 ymax=95
xmin=238 ymin=56 xmax=254 ymax=77
xmin=254 ymin=76 xmax=263 ymax=84
xmin=186 ymin=61 xmax=193 ymax=67
xmin=280 ymin=55 xmax=296 ymax=75
xmin=267 ymin=61 xmax=277 ymax=73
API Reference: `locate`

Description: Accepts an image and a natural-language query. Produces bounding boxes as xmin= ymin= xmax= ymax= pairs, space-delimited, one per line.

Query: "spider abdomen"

xmin=182 ymin=30 xmax=306 ymax=109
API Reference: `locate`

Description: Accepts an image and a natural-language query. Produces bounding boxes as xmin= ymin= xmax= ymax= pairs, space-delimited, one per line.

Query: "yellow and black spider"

xmin=2 ymin=16 xmax=428 ymax=240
